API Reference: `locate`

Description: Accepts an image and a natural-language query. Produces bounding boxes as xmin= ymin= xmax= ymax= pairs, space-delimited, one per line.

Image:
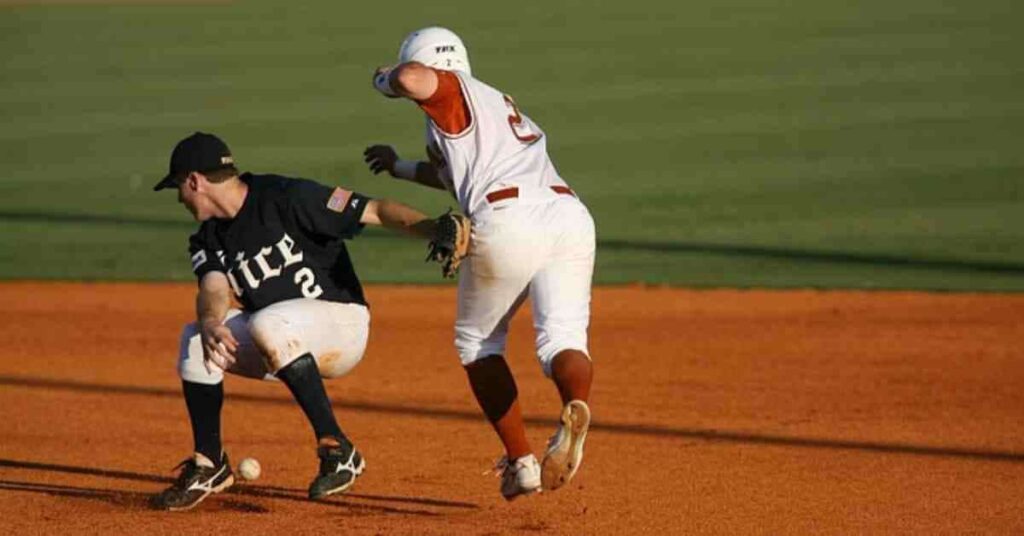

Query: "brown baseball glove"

xmin=426 ymin=210 xmax=471 ymax=278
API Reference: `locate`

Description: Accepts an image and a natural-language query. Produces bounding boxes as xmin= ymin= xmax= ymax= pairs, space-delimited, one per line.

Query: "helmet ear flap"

xmin=398 ymin=26 xmax=472 ymax=76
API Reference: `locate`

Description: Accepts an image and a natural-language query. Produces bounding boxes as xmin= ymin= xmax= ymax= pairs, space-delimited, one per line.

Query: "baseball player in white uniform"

xmin=364 ymin=27 xmax=596 ymax=500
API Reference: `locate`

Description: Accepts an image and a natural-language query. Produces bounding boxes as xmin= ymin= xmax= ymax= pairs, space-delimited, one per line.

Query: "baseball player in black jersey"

xmin=149 ymin=132 xmax=454 ymax=511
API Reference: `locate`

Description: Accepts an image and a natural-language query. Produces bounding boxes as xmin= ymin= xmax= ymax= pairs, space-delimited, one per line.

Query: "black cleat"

xmin=308 ymin=442 xmax=365 ymax=500
xmin=151 ymin=453 xmax=235 ymax=511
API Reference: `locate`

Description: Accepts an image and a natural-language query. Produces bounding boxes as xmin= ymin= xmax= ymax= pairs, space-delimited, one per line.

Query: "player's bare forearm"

xmin=360 ymin=199 xmax=435 ymax=239
xmin=196 ymin=272 xmax=240 ymax=371
xmin=196 ymin=272 xmax=233 ymax=328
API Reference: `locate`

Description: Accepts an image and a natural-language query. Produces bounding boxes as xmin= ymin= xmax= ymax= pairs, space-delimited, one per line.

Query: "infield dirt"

xmin=1 ymin=283 xmax=1022 ymax=534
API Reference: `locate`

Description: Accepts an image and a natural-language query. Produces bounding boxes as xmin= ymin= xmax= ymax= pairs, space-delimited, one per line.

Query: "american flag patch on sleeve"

xmin=327 ymin=187 xmax=353 ymax=213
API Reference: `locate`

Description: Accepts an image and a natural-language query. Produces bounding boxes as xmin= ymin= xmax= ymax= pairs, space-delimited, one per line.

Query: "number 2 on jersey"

xmin=504 ymin=95 xmax=540 ymax=144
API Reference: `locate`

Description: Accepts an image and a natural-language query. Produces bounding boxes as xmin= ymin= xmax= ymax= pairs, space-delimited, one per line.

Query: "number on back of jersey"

xmin=503 ymin=95 xmax=541 ymax=144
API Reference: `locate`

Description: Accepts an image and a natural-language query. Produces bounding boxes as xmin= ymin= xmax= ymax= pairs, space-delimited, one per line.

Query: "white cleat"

xmin=541 ymin=399 xmax=591 ymax=491
xmin=495 ymin=454 xmax=542 ymax=501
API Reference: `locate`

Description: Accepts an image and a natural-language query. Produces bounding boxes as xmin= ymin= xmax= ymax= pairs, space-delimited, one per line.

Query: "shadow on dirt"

xmin=0 ymin=479 xmax=268 ymax=513
xmin=1 ymin=374 xmax=1022 ymax=464
xmin=0 ymin=458 xmax=476 ymax=516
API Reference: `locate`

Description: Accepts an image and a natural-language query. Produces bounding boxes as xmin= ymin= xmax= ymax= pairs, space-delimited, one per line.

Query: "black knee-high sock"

xmin=182 ymin=380 xmax=223 ymax=463
xmin=276 ymin=353 xmax=345 ymax=443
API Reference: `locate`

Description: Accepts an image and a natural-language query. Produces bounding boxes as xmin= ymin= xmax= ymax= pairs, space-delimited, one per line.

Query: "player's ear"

xmin=184 ymin=172 xmax=201 ymax=192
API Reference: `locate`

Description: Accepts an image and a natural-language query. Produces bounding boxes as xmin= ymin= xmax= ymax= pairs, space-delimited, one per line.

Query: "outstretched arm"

xmin=359 ymin=198 xmax=436 ymax=238
xmin=368 ymin=63 xmax=446 ymax=190
xmin=360 ymin=199 xmax=472 ymax=279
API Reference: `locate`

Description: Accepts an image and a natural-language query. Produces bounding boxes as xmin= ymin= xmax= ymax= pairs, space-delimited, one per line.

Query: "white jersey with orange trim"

xmin=409 ymin=67 xmax=595 ymax=376
xmin=420 ymin=71 xmax=569 ymax=217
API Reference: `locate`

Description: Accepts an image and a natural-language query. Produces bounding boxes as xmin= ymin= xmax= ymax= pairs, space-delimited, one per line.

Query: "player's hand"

xmin=373 ymin=65 xmax=400 ymax=98
xmin=364 ymin=145 xmax=399 ymax=177
xmin=200 ymin=321 xmax=238 ymax=373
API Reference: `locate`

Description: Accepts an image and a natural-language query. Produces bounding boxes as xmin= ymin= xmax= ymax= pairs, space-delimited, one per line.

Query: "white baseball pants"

xmin=177 ymin=298 xmax=370 ymax=385
xmin=456 ymin=193 xmax=596 ymax=376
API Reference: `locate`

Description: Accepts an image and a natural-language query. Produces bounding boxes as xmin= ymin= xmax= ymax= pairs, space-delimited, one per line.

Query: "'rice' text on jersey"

xmin=188 ymin=173 xmax=370 ymax=311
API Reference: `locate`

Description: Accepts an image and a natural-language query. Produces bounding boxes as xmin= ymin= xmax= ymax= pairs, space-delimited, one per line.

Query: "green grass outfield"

xmin=1 ymin=0 xmax=1022 ymax=290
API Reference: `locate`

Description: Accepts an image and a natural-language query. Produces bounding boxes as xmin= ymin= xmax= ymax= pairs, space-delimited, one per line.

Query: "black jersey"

xmin=188 ymin=173 xmax=370 ymax=310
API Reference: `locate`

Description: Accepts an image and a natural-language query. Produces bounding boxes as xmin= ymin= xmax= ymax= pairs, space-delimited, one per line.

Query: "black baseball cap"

xmin=153 ymin=132 xmax=235 ymax=191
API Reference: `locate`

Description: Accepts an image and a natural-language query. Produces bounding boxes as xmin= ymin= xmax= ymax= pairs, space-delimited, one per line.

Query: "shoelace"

xmin=484 ymin=456 xmax=511 ymax=477
xmin=319 ymin=454 xmax=337 ymax=473
xmin=169 ymin=458 xmax=200 ymax=486
xmin=318 ymin=446 xmax=352 ymax=474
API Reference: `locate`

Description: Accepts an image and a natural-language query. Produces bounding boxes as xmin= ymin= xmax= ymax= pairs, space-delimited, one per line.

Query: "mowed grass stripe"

xmin=0 ymin=0 xmax=1022 ymax=288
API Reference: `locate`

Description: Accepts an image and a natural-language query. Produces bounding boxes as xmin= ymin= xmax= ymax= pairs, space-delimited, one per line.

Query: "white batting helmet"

xmin=398 ymin=26 xmax=472 ymax=75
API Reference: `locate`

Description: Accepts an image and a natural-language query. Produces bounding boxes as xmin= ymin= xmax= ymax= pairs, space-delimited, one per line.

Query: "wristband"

xmin=374 ymin=69 xmax=399 ymax=98
xmin=393 ymin=160 xmax=418 ymax=180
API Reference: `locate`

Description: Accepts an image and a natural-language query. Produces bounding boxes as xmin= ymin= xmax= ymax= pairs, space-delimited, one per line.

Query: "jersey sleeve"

xmin=416 ymin=69 xmax=471 ymax=135
xmin=288 ymin=178 xmax=370 ymax=240
xmin=188 ymin=225 xmax=227 ymax=282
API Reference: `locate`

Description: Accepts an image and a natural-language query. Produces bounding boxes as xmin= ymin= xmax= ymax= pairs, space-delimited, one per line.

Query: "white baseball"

xmin=238 ymin=457 xmax=261 ymax=481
